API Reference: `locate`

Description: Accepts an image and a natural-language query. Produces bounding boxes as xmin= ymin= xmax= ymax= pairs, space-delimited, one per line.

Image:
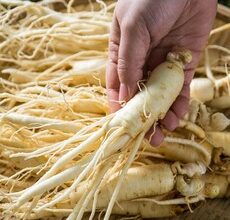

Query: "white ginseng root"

xmin=9 ymin=48 xmax=191 ymax=219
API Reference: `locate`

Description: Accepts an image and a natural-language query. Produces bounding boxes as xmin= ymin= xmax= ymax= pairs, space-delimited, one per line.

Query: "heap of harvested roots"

xmin=0 ymin=1 xmax=229 ymax=219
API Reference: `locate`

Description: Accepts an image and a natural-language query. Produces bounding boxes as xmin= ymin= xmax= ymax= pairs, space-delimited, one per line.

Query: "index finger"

xmin=106 ymin=16 xmax=121 ymax=112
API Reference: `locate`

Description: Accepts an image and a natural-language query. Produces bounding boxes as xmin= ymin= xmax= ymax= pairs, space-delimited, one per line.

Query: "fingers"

xmin=171 ymin=95 xmax=189 ymax=119
xmin=117 ymin=20 xmax=150 ymax=102
xmin=106 ymin=60 xmax=120 ymax=112
xmin=171 ymin=83 xmax=190 ymax=118
xmin=160 ymin=110 xmax=179 ymax=131
xmin=146 ymin=46 xmax=170 ymax=72
xmin=106 ymin=15 xmax=150 ymax=111
xmin=106 ymin=17 xmax=121 ymax=112
xmin=146 ymin=125 xmax=164 ymax=146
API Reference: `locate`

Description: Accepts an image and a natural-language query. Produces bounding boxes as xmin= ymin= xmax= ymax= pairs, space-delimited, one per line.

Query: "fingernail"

xmin=119 ymin=83 xmax=129 ymax=103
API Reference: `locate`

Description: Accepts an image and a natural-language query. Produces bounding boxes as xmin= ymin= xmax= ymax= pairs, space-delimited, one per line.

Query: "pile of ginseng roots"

xmin=0 ymin=1 xmax=229 ymax=219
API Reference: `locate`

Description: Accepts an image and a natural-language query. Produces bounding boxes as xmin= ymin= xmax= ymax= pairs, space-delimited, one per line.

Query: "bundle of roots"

xmin=0 ymin=1 xmax=229 ymax=219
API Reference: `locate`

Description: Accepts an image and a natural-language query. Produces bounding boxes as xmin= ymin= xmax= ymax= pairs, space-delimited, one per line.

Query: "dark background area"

xmin=218 ymin=0 xmax=230 ymax=7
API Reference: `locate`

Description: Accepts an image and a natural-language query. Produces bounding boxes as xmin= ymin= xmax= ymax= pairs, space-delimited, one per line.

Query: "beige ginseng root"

xmin=172 ymin=172 xmax=230 ymax=202
xmin=182 ymin=98 xmax=230 ymax=132
xmin=127 ymin=164 xmax=230 ymax=218
xmin=6 ymin=162 xmax=204 ymax=219
xmin=6 ymin=48 xmax=191 ymax=220
xmin=68 ymin=162 xmax=182 ymax=219
xmin=0 ymin=1 xmax=110 ymax=90
xmin=0 ymin=1 xmax=110 ymax=62
xmin=2 ymin=170 xmax=229 ymax=219
xmin=206 ymin=131 xmax=230 ymax=157
xmin=191 ymin=29 xmax=230 ymax=105
xmin=98 ymin=162 xmax=228 ymax=218
xmin=211 ymin=148 xmax=230 ymax=176
xmin=190 ymin=73 xmax=230 ymax=105
xmin=140 ymin=136 xmax=212 ymax=166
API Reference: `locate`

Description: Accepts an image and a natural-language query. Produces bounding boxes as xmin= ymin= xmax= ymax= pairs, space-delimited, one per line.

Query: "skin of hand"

xmin=106 ymin=0 xmax=217 ymax=146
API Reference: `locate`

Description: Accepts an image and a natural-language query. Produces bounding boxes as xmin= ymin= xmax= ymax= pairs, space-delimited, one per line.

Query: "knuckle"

xmin=117 ymin=58 xmax=128 ymax=81
xmin=109 ymin=41 xmax=118 ymax=50
xmin=117 ymin=58 xmax=128 ymax=76
xmin=164 ymin=121 xmax=177 ymax=131
xmin=108 ymin=41 xmax=119 ymax=63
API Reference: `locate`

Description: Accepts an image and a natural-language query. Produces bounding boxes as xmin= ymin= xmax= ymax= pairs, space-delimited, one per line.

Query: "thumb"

xmin=117 ymin=21 xmax=150 ymax=102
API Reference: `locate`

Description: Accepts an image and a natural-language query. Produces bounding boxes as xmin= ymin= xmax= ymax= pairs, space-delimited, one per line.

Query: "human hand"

xmin=106 ymin=0 xmax=217 ymax=146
